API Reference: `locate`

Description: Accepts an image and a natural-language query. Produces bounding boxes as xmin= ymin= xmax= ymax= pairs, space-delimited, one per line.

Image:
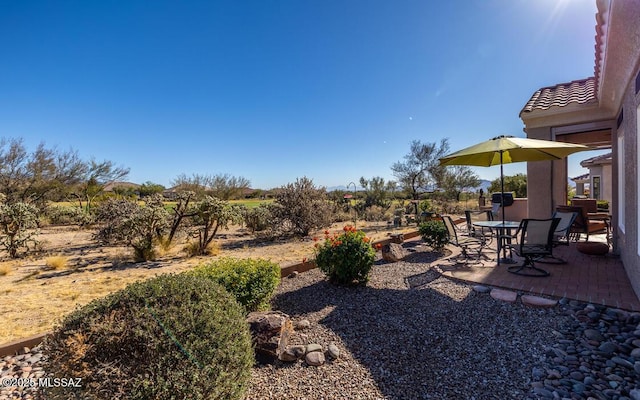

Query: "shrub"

xmin=597 ymin=200 xmax=609 ymax=210
xmin=95 ymin=194 xmax=169 ymax=261
xmin=362 ymin=205 xmax=391 ymax=222
xmin=41 ymin=273 xmax=253 ymax=400
xmin=0 ymin=201 xmax=40 ymax=258
xmin=419 ymin=219 xmax=448 ymax=251
xmin=186 ymin=196 xmax=244 ymax=256
xmin=45 ymin=205 xmax=91 ymax=226
xmin=269 ymin=177 xmax=333 ymax=236
xmin=315 ymin=225 xmax=376 ymax=285
xmin=45 ymin=255 xmax=68 ymax=270
xmin=243 ymin=203 xmax=272 ymax=233
xmin=192 ymin=257 xmax=280 ymax=312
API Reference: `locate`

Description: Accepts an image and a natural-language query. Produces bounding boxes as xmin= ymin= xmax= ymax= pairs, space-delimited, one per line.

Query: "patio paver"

xmin=434 ymin=240 xmax=640 ymax=311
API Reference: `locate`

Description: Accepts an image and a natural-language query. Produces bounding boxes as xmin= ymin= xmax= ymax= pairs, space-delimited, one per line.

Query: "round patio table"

xmin=472 ymin=220 xmax=521 ymax=265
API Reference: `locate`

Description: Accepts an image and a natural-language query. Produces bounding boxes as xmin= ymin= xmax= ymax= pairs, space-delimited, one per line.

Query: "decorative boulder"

xmin=390 ymin=233 xmax=405 ymax=244
xmin=382 ymin=243 xmax=406 ymax=262
xmin=246 ymin=311 xmax=294 ymax=361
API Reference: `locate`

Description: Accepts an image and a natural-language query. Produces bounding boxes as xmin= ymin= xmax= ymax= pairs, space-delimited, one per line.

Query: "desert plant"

xmin=315 ymin=225 xmax=376 ymax=285
xmin=269 ymin=177 xmax=333 ymax=236
xmin=95 ymin=194 xmax=169 ymax=261
xmin=243 ymin=203 xmax=272 ymax=233
xmin=187 ymin=196 xmax=244 ymax=256
xmin=45 ymin=255 xmax=68 ymax=270
xmin=419 ymin=219 xmax=448 ymax=251
xmin=45 ymin=205 xmax=91 ymax=226
xmin=362 ymin=205 xmax=391 ymax=222
xmin=0 ymin=262 xmax=13 ymax=276
xmin=40 ymin=273 xmax=254 ymax=400
xmin=0 ymin=201 xmax=40 ymax=258
xmin=192 ymin=257 xmax=280 ymax=312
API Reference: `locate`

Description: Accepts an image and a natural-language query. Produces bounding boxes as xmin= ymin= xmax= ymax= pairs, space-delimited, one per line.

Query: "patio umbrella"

xmin=439 ymin=135 xmax=589 ymax=224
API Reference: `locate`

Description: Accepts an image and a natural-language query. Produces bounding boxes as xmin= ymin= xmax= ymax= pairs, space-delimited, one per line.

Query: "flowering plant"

xmin=314 ymin=225 xmax=376 ymax=285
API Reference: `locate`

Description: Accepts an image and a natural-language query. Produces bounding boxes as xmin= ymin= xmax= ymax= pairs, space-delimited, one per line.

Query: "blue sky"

xmin=0 ymin=0 xmax=600 ymax=189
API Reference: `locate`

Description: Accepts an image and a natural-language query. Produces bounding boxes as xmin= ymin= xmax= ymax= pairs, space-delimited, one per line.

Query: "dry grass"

xmin=0 ymin=221 xmax=418 ymax=344
xmin=45 ymin=255 xmax=68 ymax=270
xmin=0 ymin=261 xmax=15 ymax=276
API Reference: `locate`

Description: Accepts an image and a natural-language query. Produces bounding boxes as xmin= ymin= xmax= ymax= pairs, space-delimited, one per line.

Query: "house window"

xmin=618 ymin=131 xmax=625 ymax=234
xmin=592 ymin=176 xmax=601 ymax=200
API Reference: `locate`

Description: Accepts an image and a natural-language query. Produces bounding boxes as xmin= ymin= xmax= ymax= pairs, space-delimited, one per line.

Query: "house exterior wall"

xmin=526 ymin=127 xmax=554 ymax=219
xmin=617 ymin=63 xmax=640 ymax=299
xmin=602 ymin=164 xmax=612 ymax=204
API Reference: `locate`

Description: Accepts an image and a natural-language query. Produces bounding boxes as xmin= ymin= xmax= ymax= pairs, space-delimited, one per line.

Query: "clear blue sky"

xmin=0 ymin=0 xmax=600 ymax=190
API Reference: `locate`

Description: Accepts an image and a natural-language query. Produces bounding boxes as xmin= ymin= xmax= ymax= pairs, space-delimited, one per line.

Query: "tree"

xmin=0 ymin=138 xmax=85 ymax=207
xmin=138 ymin=181 xmax=166 ymax=197
xmin=0 ymin=198 xmax=40 ymax=258
xmin=95 ymin=194 xmax=169 ymax=261
xmin=269 ymin=177 xmax=333 ymax=237
xmin=439 ymin=166 xmax=481 ymax=201
xmin=358 ymin=176 xmax=395 ymax=210
xmin=391 ymin=139 xmax=450 ymax=214
xmin=488 ymin=173 xmax=527 ymax=198
xmin=171 ymin=173 xmax=250 ymax=200
xmin=187 ymin=196 xmax=244 ymax=255
xmin=71 ymin=159 xmax=130 ymax=212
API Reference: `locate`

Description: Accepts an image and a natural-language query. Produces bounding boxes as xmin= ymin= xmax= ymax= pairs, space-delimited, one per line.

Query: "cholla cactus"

xmin=0 ymin=201 xmax=40 ymax=258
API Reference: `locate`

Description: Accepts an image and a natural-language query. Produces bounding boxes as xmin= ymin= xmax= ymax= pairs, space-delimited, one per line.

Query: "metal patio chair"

xmin=442 ymin=215 xmax=487 ymax=265
xmin=505 ymin=218 xmax=561 ymax=277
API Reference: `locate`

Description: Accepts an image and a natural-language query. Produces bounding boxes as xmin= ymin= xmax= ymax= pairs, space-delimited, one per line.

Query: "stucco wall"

xmin=618 ymin=64 xmax=640 ymax=300
xmin=526 ymin=127 xmax=554 ymax=219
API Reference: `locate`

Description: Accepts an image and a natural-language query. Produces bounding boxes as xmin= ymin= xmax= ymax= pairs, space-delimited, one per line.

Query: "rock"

xmin=279 ymin=346 xmax=301 ymax=362
xmin=630 ymin=347 xmax=640 ymax=358
xmin=306 ymin=343 xmax=323 ymax=353
xmin=472 ymin=285 xmax=491 ymax=293
xmin=630 ymin=388 xmax=640 ymax=400
xmin=305 ymin=351 xmax=325 ymax=366
xmin=598 ymin=342 xmax=617 ymax=354
xmin=611 ymin=356 xmax=634 ymax=369
xmin=246 ymin=311 xmax=294 ymax=360
xmin=382 ymin=243 xmax=406 ymax=262
xmin=584 ymin=329 xmax=605 ymax=342
xmin=295 ymin=319 xmax=310 ymax=330
xmin=287 ymin=271 xmax=299 ymax=278
xmin=490 ymin=288 xmax=518 ymax=303
xmin=521 ymin=295 xmax=558 ymax=308
xmin=327 ymin=344 xmax=340 ymax=359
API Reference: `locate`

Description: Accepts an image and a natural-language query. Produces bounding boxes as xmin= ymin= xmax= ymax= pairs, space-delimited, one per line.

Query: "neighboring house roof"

xmin=580 ymin=152 xmax=612 ymax=168
xmin=103 ymin=181 xmax=140 ymax=191
xmin=571 ymin=173 xmax=590 ymax=183
xmin=520 ymin=77 xmax=597 ymax=115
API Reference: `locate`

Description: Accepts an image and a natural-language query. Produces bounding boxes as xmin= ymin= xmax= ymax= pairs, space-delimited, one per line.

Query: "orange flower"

xmin=302 ymin=257 xmax=307 ymax=264
xmin=375 ymin=243 xmax=382 ymax=250
xmin=324 ymin=230 xmax=330 ymax=235
xmin=363 ymin=237 xmax=370 ymax=243
xmin=313 ymin=236 xmax=318 ymax=241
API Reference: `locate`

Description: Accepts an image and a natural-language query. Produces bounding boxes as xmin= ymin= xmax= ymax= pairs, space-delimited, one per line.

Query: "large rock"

xmin=246 ymin=311 xmax=294 ymax=361
xmin=382 ymin=243 xmax=406 ymax=262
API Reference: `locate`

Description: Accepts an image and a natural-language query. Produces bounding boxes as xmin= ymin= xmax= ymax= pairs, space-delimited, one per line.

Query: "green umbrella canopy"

xmin=439 ymin=135 xmax=590 ymax=167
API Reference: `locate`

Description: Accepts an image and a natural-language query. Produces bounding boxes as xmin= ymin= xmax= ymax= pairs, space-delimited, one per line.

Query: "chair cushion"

xmin=576 ymin=242 xmax=609 ymax=255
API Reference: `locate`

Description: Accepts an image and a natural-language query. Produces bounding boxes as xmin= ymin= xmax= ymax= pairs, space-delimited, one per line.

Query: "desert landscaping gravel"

xmin=2 ymin=243 xmax=640 ymax=399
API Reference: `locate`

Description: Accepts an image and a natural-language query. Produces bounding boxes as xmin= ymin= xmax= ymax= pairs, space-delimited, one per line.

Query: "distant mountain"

xmin=326 ymin=185 xmax=349 ymax=192
xmin=477 ymin=179 xmax=492 ymax=192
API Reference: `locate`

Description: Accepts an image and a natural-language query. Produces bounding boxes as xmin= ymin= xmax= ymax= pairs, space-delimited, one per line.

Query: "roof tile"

xmin=520 ymin=77 xmax=597 ymax=115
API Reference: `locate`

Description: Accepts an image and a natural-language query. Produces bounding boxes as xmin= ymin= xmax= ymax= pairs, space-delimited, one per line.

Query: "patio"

xmin=433 ymin=234 xmax=640 ymax=312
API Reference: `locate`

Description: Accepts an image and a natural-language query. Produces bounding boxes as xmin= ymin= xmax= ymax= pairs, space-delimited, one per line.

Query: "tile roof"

xmin=520 ymin=77 xmax=598 ymax=115
xmin=570 ymin=173 xmax=589 ymax=182
xmin=580 ymin=151 xmax=612 ymax=167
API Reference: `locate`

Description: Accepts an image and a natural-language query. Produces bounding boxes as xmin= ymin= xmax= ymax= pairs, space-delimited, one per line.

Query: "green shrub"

xmin=41 ymin=273 xmax=253 ymax=400
xmin=192 ymin=257 xmax=281 ymax=312
xmin=315 ymin=225 xmax=376 ymax=285
xmin=243 ymin=203 xmax=272 ymax=233
xmin=597 ymin=200 xmax=609 ymax=210
xmin=419 ymin=219 xmax=448 ymax=251
xmin=45 ymin=205 xmax=92 ymax=226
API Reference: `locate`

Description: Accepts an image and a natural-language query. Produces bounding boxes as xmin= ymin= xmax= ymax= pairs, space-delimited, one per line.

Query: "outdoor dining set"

xmin=439 ymin=197 xmax=611 ymax=278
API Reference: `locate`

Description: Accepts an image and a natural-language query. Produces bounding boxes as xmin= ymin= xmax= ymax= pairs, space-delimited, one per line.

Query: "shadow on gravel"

xmin=273 ymin=261 xmax=564 ymax=399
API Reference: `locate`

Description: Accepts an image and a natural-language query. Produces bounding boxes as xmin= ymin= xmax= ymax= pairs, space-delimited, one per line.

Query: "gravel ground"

xmin=3 ymin=243 xmax=640 ymax=400
xmin=245 ymin=247 xmax=570 ymax=400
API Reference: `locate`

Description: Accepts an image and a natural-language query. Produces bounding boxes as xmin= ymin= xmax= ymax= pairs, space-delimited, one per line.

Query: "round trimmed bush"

xmin=192 ymin=257 xmax=281 ymax=313
xmin=41 ymin=273 xmax=254 ymax=400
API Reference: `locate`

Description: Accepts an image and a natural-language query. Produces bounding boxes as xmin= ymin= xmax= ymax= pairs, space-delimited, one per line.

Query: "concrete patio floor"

xmin=432 ymin=237 xmax=640 ymax=312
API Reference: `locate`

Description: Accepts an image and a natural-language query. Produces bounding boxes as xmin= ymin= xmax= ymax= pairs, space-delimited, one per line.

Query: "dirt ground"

xmin=0 ymin=221 xmax=417 ymax=344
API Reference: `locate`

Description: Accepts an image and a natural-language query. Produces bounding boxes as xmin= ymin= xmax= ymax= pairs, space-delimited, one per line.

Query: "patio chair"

xmin=442 ymin=215 xmax=486 ymax=265
xmin=556 ymin=205 xmax=608 ymax=241
xmin=464 ymin=210 xmax=494 ymax=244
xmin=537 ymin=210 xmax=578 ymax=264
xmin=505 ymin=218 xmax=561 ymax=277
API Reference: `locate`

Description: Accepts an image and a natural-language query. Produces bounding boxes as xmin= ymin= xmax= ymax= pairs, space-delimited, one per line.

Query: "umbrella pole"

xmin=500 ymin=151 xmax=506 ymax=264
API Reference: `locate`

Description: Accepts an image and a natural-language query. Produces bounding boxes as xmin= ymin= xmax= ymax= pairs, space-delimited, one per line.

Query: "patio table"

xmin=472 ymin=220 xmax=521 ymax=265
